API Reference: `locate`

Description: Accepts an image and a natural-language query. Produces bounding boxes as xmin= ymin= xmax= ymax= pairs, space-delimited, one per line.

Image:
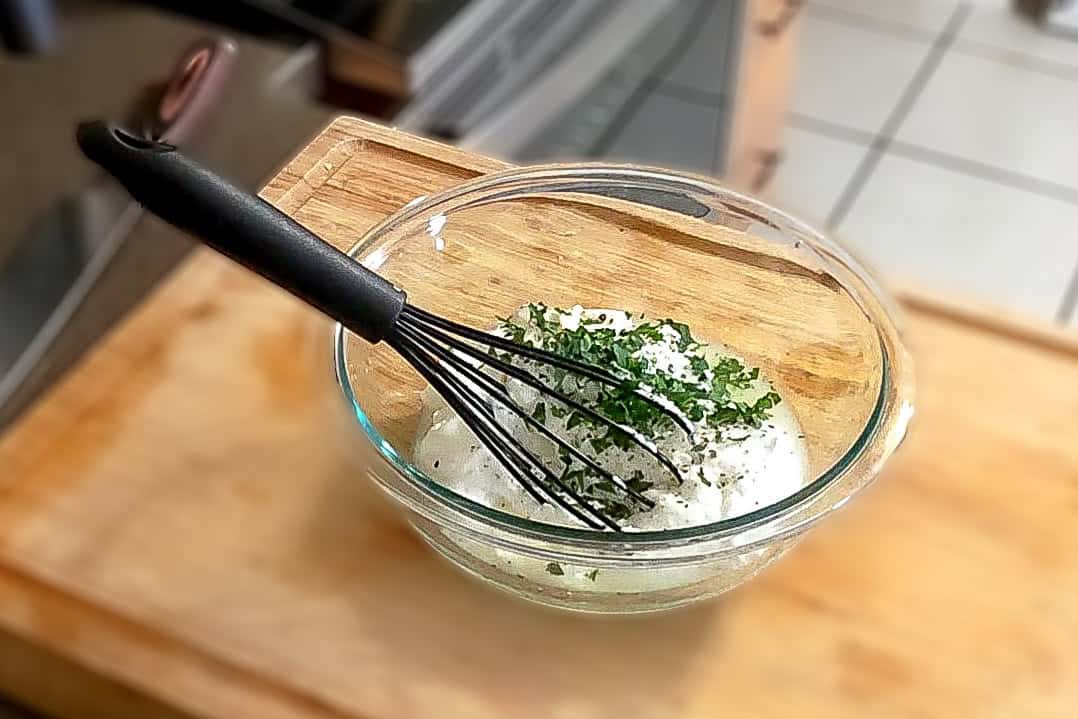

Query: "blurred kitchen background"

xmin=6 ymin=0 xmax=1078 ymax=449
xmin=4 ymin=4 xmax=1078 ymax=408
xmin=0 ymin=0 xmax=1076 ymax=715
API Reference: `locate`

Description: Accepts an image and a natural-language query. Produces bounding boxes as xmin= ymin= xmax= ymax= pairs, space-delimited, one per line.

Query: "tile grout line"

xmin=587 ymin=0 xmax=716 ymax=158
xmin=786 ymin=112 xmax=877 ymax=145
xmin=887 ymin=139 xmax=1078 ymax=206
xmin=782 ymin=113 xmax=1078 ymax=209
xmin=811 ymin=1 xmax=1078 ymax=85
xmin=806 ymin=2 xmax=940 ymax=42
xmin=825 ymin=3 xmax=972 ymax=229
xmin=954 ymin=39 xmax=1078 ymax=84
xmin=665 ymin=85 xmax=1078 ymax=211
xmin=1057 ymin=261 xmax=1078 ymax=324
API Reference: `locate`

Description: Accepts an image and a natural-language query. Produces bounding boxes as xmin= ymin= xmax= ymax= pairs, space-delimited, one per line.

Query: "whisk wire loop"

xmin=393 ymin=305 xmax=688 ymax=529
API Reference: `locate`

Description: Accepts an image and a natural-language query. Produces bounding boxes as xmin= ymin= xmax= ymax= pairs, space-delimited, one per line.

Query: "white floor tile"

xmin=600 ymin=89 xmax=719 ymax=175
xmin=837 ymin=154 xmax=1078 ymax=321
xmin=764 ymin=127 xmax=869 ymax=227
xmin=792 ymin=15 xmax=931 ymax=134
xmin=897 ymin=50 xmax=1078 ymax=191
xmin=959 ymin=5 xmax=1078 ymax=69
xmin=809 ymin=0 xmax=957 ymax=35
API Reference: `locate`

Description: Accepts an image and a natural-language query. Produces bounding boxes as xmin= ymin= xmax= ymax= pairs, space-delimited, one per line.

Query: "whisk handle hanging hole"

xmin=75 ymin=121 xmax=405 ymax=343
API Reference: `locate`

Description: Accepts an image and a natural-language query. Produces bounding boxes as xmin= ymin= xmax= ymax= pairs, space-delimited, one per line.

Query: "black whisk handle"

xmin=75 ymin=120 xmax=405 ymax=343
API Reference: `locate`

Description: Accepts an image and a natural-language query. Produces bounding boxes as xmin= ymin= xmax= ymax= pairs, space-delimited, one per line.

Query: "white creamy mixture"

xmin=413 ymin=306 xmax=807 ymax=530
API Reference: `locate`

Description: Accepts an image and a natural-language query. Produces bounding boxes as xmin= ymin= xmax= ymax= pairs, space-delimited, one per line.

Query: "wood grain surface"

xmin=0 ymin=117 xmax=1076 ymax=719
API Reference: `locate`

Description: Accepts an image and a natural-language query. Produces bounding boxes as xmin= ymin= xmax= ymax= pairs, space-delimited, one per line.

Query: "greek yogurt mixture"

xmin=413 ymin=304 xmax=807 ymax=532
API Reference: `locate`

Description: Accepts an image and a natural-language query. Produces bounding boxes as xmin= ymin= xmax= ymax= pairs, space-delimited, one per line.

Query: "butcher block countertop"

xmin=1 ymin=118 xmax=1077 ymax=719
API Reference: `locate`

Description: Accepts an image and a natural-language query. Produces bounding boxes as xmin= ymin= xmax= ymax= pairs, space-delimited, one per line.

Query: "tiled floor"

xmin=600 ymin=0 xmax=1078 ymax=327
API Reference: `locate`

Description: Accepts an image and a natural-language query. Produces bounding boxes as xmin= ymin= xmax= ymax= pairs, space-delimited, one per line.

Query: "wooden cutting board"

xmin=1 ymin=117 xmax=1077 ymax=719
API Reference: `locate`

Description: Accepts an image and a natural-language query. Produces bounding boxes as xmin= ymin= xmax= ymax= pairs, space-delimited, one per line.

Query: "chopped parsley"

xmin=497 ymin=303 xmax=782 ymax=521
xmin=499 ymin=303 xmax=780 ymax=438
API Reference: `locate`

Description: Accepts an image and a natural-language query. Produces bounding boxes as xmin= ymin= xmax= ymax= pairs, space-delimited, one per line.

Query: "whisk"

xmin=76 ymin=121 xmax=689 ymax=530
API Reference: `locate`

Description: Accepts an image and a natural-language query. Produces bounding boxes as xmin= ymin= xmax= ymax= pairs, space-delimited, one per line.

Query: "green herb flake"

xmin=545 ymin=562 xmax=565 ymax=576
xmin=585 ymin=569 xmax=599 ymax=582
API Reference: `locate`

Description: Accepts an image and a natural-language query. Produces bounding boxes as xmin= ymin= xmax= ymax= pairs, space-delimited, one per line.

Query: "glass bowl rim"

xmin=333 ymin=162 xmax=908 ymax=548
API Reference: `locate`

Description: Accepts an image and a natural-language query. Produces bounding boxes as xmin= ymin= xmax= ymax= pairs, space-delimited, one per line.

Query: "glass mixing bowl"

xmin=333 ymin=165 xmax=913 ymax=613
